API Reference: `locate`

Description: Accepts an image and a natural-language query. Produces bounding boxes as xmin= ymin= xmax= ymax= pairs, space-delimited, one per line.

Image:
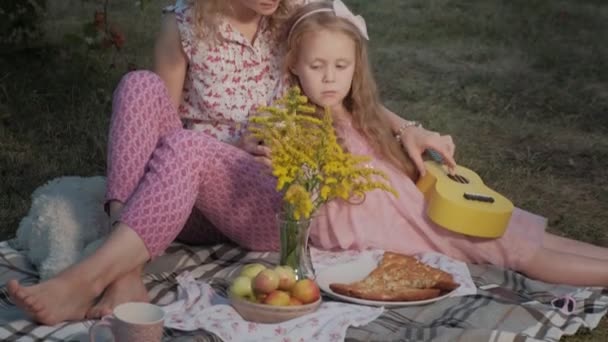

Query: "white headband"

xmin=288 ymin=0 xmax=369 ymax=40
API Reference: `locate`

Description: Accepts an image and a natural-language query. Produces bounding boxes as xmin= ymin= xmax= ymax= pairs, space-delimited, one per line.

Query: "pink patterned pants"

xmin=106 ymin=71 xmax=281 ymax=257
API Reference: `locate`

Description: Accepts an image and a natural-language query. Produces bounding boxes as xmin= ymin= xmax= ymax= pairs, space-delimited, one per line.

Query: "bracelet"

xmin=394 ymin=120 xmax=422 ymax=141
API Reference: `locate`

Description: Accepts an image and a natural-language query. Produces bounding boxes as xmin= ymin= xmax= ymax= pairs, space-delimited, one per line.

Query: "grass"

xmin=1 ymin=0 xmax=607 ymax=340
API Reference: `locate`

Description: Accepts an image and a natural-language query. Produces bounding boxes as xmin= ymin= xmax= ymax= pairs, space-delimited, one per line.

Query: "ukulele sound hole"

xmin=463 ymin=192 xmax=495 ymax=203
xmin=447 ymin=174 xmax=470 ymax=184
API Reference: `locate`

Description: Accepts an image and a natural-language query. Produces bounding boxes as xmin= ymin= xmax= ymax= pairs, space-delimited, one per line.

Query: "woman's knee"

xmin=162 ymin=130 xmax=229 ymax=159
xmin=113 ymin=70 xmax=168 ymax=105
xmin=111 ymin=70 xmax=179 ymax=131
xmin=117 ymin=70 xmax=164 ymax=91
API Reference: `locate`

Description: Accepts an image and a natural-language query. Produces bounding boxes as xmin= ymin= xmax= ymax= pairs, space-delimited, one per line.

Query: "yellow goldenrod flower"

xmin=249 ymin=86 xmax=397 ymax=221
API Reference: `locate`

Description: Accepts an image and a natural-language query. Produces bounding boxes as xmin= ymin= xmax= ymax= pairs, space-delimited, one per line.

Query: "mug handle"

xmin=89 ymin=315 xmax=114 ymax=342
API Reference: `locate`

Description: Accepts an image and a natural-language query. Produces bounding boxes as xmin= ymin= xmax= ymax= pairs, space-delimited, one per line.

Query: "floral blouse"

xmin=168 ymin=0 xmax=284 ymax=144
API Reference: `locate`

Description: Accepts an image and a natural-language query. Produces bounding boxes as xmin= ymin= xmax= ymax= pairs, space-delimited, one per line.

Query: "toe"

xmin=7 ymin=280 xmax=24 ymax=302
xmin=23 ymin=295 xmax=36 ymax=307
xmin=31 ymin=300 xmax=44 ymax=313
xmin=7 ymin=280 xmax=18 ymax=294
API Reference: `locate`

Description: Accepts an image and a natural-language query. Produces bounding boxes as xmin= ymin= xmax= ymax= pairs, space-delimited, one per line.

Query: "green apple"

xmin=239 ymin=263 xmax=267 ymax=279
xmin=229 ymin=275 xmax=254 ymax=299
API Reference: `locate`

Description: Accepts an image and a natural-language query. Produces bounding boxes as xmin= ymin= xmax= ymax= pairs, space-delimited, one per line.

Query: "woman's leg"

xmin=88 ymin=70 xmax=185 ymax=318
xmin=520 ymin=247 xmax=608 ymax=287
xmin=8 ymin=226 xmax=149 ymax=325
xmin=85 ymin=263 xmax=148 ymax=319
xmin=10 ymin=130 xmax=280 ymax=324
xmin=118 ymin=129 xmax=281 ymax=257
xmin=188 ymin=153 xmax=281 ymax=251
xmin=105 ymin=70 xmax=183 ymax=208
xmin=86 ymin=209 xmax=228 ymax=318
xmin=543 ymin=232 xmax=608 ymax=260
xmin=11 ymin=69 xmax=186 ymax=323
xmin=89 ymin=130 xmax=279 ymax=318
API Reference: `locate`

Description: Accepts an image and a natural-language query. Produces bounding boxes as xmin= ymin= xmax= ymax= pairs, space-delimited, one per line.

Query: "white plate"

xmin=315 ymin=254 xmax=457 ymax=307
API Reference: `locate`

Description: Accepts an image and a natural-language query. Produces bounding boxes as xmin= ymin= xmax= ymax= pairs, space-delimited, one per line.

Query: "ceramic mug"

xmin=89 ymin=302 xmax=165 ymax=342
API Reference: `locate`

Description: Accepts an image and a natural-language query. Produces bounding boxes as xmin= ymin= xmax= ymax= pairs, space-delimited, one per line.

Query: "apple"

xmin=240 ymin=263 xmax=267 ymax=279
xmin=274 ymin=266 xmax=297 ymax=291
xmin=263 ymin=290 xmax=291 ymax=306
xmin=291 ymin=279 xmax=320 ymax=304
xmin=256 ymin=293 xmax=268 ymax=303
xmin=253 ymin=269 xmax=280 ymax=294
xmin=229 ymin=275 xmax=253 ymax=299
xmin=288 ymin=297 xmax=303 ymax=306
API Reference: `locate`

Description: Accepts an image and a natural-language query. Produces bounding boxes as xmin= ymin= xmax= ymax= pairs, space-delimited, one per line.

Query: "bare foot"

xmin=86 ymin=270 xmax=149 ymax=319
xmin=8 ymin=276 xmax=99 ymax=326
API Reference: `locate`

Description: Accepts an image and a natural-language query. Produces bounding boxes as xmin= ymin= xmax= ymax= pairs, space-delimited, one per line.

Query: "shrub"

xmin=0 ymin=0 xmax=46 ymax=49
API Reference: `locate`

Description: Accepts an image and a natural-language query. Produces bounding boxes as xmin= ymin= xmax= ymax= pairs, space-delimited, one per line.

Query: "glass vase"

xmin=278 ymin=214 xmax=315 ymax=281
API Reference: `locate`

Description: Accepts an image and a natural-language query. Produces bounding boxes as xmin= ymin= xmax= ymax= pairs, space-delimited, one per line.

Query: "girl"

xmin=8 ymin=0 xmax=456 ymax=325
xmin=284 ymin=1 xmax=608 ymax=287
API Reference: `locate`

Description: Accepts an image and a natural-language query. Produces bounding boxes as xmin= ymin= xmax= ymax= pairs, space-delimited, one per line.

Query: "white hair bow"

xmin=333 ymin=0 xmax=369 ymax=40
xmin=288 ymin=0 xmax=370 ymax=40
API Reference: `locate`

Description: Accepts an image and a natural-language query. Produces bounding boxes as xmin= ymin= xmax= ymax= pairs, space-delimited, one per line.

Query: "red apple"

xmin=264 ymin=290 xmax=291 ymax=306
xmin=253 ymin=269 xmax=280 ymax=294
xmin=274 ymin=266 xmax=297 ymax=291
xmin=288 ymin=297 xmax=303 ymax=306
xmin=291 ymin=279 xmax=320 ymax=304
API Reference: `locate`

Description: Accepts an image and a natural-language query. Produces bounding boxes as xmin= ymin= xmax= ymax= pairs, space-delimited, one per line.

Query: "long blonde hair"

xmin=284 ymin=1 xmax=418 ymax=180
xmin=192 ymin=0 xmax=300 ymax=43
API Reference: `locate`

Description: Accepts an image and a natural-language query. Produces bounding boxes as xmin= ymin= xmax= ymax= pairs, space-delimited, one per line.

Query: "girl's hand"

xmin=238 ymin=133 xmax=272 ymax=169
xmin=399 ymin=127 xmax=457 ymax=176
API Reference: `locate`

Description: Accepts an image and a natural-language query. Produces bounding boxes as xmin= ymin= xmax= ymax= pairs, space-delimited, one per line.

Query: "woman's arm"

xmin=381 ymin=106 xmax=456 ymax=175
xmin=153 ymin=13 xmax=188 ymax=111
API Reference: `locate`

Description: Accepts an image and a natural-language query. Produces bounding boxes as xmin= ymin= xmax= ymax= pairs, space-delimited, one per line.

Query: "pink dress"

xmin=310 ymin=117 xmax=547 ymax=271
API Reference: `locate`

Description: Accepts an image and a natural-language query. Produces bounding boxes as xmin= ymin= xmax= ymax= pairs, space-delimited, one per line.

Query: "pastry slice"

xmin=329 ymin=282 xmax=441 ymax=301
xmin=329 ymin=252 xmax=459 ymax=301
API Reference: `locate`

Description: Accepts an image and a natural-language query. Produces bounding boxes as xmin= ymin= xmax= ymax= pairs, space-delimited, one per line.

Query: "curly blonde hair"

xmin=192 ymin=0 xmax=301 ymax=43
xmin=284 ymin=1 xmax=418 ymax=180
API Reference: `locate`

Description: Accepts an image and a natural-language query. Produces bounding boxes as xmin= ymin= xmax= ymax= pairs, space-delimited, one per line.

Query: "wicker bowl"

xmin=230 ymin=295 xmax=322 ymax=323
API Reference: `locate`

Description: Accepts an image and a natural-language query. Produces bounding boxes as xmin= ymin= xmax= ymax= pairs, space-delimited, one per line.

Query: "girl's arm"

xmin=382 ymin=106 xmax=418 ymax=133
xmin=153 ymin=13 xmax=188 ymax=111
xmin=381 ymin=106 xmax=456 ymax=175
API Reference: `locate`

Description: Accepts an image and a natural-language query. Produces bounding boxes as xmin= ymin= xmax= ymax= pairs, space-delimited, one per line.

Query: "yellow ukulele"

xmin=416 ymin=157 xmax=514 ymax=238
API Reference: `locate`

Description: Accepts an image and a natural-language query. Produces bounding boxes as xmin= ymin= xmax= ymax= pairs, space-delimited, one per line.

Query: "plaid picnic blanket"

xmin=0 ymin=240 xmax=606 ymax=342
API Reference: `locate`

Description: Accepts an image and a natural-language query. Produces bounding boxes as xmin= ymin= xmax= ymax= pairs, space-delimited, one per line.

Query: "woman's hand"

xmin=238 ymin=133 xmax=272 ymax=169
xmin=399 ymin=126 xmax=457 ymax=176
